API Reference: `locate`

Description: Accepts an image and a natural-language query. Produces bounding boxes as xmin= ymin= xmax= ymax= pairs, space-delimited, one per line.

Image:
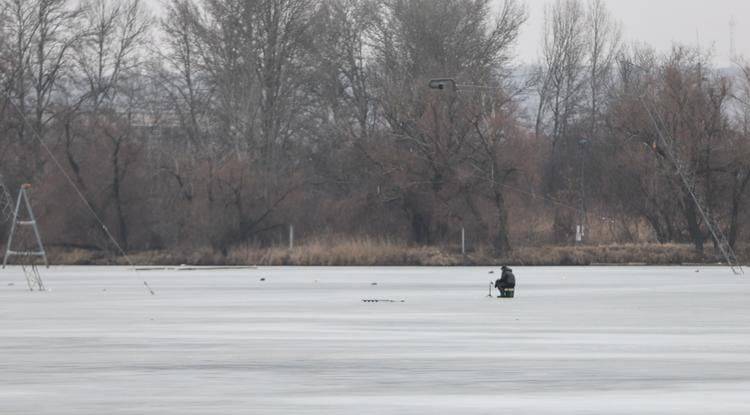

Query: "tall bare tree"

xmin=65 ymin=0 xmax=151 ymax=249
xmin=370 ymin=0 xmax=526 ymax=252
xmin=0 ymin=0 xmax=82 ymax=179
xmin=535 ymin=0 xmax=587 ymax=143
xmin=585 ymin=0 xmax=620 ymax=138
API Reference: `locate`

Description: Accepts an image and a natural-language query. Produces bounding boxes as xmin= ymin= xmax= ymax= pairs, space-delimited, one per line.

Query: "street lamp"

xmin=428 ymin=78 xmax=458 ymax=91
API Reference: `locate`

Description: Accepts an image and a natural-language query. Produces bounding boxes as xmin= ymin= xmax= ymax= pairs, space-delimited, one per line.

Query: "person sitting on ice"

xmin=494 ymin=266 xmax=516 ymax=298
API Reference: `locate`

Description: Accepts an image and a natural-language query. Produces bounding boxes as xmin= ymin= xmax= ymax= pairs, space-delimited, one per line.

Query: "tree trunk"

xmin=728 ymin=170 xmax=750 ymax=248
xmin=403 ymin=194 xmax=430 ymax=245
xmin=492 ymin=188 xmax=511 ymax=256
xmin=683 ymin=194 xmax=704 ymax=254
xmin=112 ymin=139 xmax=128 ymax=250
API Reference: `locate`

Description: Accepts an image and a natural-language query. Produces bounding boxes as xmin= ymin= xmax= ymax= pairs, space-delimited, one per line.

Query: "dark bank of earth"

xmin=28 ymin=242 xmax=748 ymax=267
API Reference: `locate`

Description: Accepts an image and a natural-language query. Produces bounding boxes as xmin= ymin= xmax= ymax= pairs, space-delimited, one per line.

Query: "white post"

xmin=461 ymin=227 xmax=466 ymax=255
xmin=289 ymin=225 xmax=294 ymax=250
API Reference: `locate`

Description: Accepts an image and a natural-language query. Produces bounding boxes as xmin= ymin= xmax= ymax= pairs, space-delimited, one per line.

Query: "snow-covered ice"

xmin=1 ymin=266 xmax=749 ymax=414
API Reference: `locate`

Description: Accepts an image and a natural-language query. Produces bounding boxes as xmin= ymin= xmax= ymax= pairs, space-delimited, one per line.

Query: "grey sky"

xmin=516 ymin=0 xmax=750 ymax=66
xmin=144 ymin=0 xmax=750 ymax=66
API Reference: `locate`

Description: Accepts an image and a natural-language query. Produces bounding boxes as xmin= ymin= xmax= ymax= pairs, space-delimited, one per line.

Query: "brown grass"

xmin=508 ymin=243 xmax=706 ymax=266
xmin=227 ymin=237 xmax=463 ymax=266
xmin=17 ymin=239 xmax=744 ymax=267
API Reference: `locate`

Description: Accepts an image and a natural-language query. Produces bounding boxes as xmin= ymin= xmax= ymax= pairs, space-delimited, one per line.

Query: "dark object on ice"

xmin=489 ymin=270 xmax=495 ymax=274
xmin=362 ymin=299 xmax=404 ymax=303
xmin=371 ymin=282 xmax=378 ymax=286
xmin=495 ymin=266 xmax=516 ymax=298
xmin=497 ymin=288 xmax=515 ymax=298
xmin=260 ymin=278 xmax=266 ymax=282
xmin=8 ymin=282 xmax=14 ymax=286
xmin=495 ymin=266 xmax=516 ymax=289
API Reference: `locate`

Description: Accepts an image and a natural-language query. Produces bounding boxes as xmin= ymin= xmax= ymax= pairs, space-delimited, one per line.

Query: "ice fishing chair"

xmin=499 ymin=288 xmax=515 ymax=298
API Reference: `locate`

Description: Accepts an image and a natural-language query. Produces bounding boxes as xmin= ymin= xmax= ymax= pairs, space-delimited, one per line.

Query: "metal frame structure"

xmin=3 ymin=184 xmax=49 ymax=270
xmin=1 ymin=84 xmax=153 ymax=294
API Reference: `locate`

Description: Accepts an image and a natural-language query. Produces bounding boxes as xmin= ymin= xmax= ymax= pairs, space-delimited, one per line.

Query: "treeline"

xmin=1 ymin=0 xmax=749 ymax=259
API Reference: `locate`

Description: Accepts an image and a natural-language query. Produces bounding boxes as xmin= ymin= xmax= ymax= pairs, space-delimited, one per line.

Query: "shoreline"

xmin=7 ymin=242 xmax=743 ymax=267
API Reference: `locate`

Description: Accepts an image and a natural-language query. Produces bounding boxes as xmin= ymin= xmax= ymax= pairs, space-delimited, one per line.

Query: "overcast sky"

xmin=144 ymin=0 xmax=750 ymax=66
xmin=516 ymin=0 xmax=750 ymax=66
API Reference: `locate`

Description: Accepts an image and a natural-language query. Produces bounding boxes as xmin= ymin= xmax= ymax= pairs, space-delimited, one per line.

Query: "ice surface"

xmin=1 ymin=266 xmax=749 ymax=414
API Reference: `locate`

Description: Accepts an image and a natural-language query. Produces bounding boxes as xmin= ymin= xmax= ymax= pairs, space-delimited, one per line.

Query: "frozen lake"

xmin=1 ymin=266 xmax=749 ymax=414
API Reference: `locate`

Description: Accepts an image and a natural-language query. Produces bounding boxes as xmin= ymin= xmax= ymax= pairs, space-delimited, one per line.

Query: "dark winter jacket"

xmin=495 ymin=270 xmax=516 ymax=289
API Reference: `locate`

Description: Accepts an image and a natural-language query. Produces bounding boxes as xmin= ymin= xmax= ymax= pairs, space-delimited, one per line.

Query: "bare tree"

xmin=535 ymin=0 xmax=587 ymax=143
xmin=65 ymin=0 xmax=151 ymax=249
xmin=369 ymin=0 xmax=526 ymax=252
xmin=167 ymin=0 xmax=319 ymax=250
xmin=585 ymin=0 xmax=620 ymax=138
xmin=159 ymin=0 xmax=203 ymax=146
xmin=0 ymin=0 xmax=748 ymax=262
xmin=725 ymin=60 xmax=750 ymax=247
xmin=0 ymin=0 xmax=83 ymax=179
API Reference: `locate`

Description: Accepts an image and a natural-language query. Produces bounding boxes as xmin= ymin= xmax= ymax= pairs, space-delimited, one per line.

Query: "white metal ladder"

xmin=2 ymin=185 xmax=49 ymax=290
